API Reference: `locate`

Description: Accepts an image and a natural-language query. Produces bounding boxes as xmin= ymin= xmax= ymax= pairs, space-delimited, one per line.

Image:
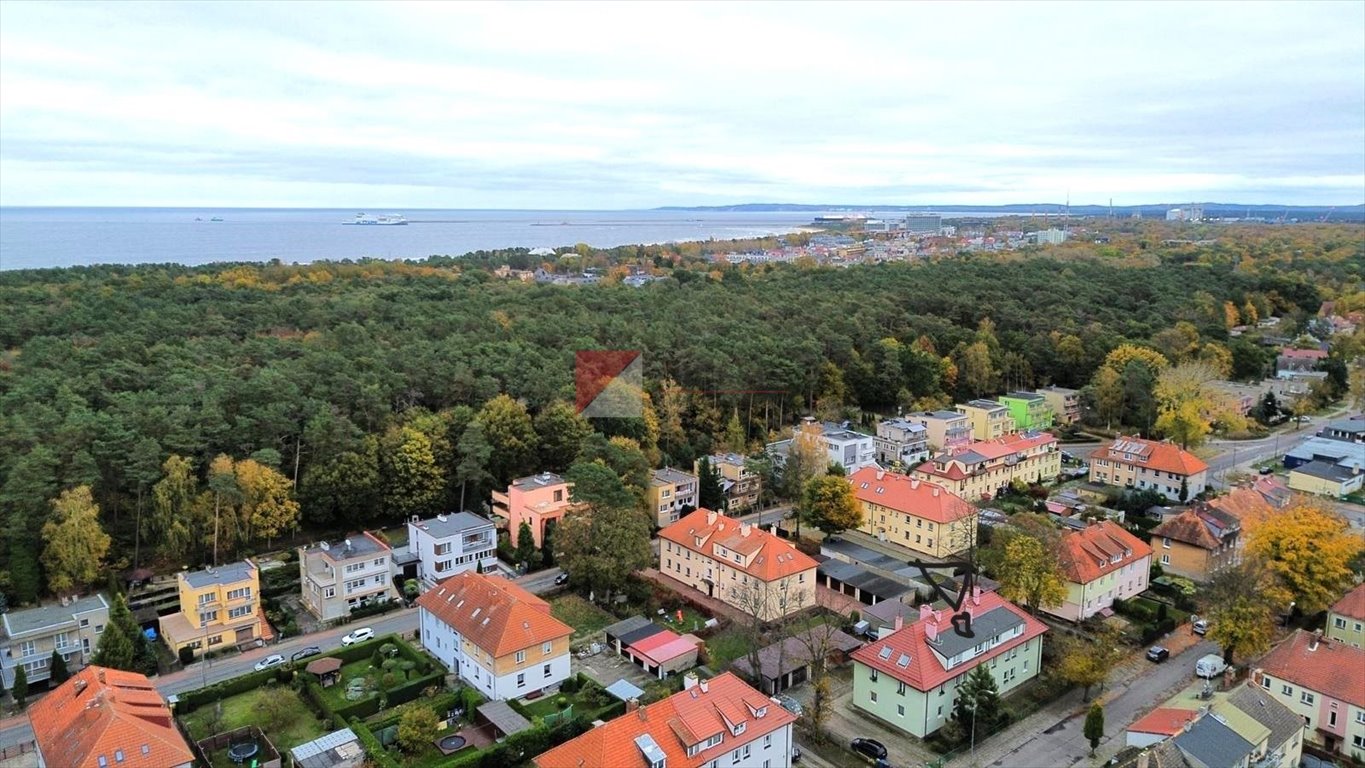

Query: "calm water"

xmin=0 ymin=208 xmax=835 ymax=271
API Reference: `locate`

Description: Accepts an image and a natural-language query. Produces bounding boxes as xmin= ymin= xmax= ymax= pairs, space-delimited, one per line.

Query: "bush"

xmin=348 ymin=599 xmax=403 ymax=622
xmin=178 ymin=645 xmax=196 ymax=666
xmin=350 ymin=719 xmax=400 ymax=768
xmin=559 ymin=675 xmax=580 ymax=694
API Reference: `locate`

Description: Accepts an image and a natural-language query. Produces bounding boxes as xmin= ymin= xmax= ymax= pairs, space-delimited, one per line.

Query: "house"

xmin=912 ymin=431 xmax=1061 ymax=501
xmin=908 ymin=410 xmax=973 ymax=452
xmin=494 ymin=473 xmax=576 ymax=549
xmin=696 ymin=453 xmax=762 ymax=513
xmin=997 ymin=391 xmax=1055 ymax=431
xmin=1288 ymin=460 xmax=1363 ymax=498
xmin=787 ymin=419 xmax=878 ymax=473
xmin=533 ymin=672 xmax=798 ymax=768
xmin=1249 ymin=475 xmax=1293 ymax=509
xmin=649 ymin=467 xmax=699 ymax=528
xmin=1124 ymin=678 xmax=1306 ymax=767
xmin=27 ymin=665 xmax=194 ymax=768
xmin=956 ymin=400 xmax=1017 ymax=441
xmin=875 ymin=418 xmax=932 ymax=467
xmin=1037 ymin=386 xmax=1081 ymax=425
xmin=290 ymin=728 xmax=366 ymax=768
xmin=1254 ymin=630 xmax=1365 ymax=758
xmin=1327 ymin=583 xmax=1365 ymax=649
xmin=732 ymin=627 xmax=862 ymax=695
xmin=1089 ymin=436 xmax=1209 ymax=501
xmin=1045 ymin=520 xmax=1152 ymax=621
xmin=1126 ymin=707 xmax=1197 ymax=748
xmin=0 ymin=593 xmax=108 ymax=690
xmin=1206 ymin=487 xmax=1277 ymax=528
xmin=415 ymin=570 xmax=572 ymax=701
xmin=1276 ymin=348 xmax=1328 ymax=378
xmin=158 ymin=560 xmax=265 ymax=659
xmin=299 ymin=532 xmax=398 ymax=622
xmin=850 ymin=590 xmax=1047 ymax=737
xmin=863 ymin=599 xmax=923 ymax=639
xmin=849 ymin=467 xmax=978 ymax=559
xmin=659 ymin=509 xmax=817 ymax=621
xmin=1149 ymin=507 xmax=1242 ymax=582
xmin=405 ymin=511 xmax=498 ymax=588
xmin=601 ymin=616 xmax=701 ymax=680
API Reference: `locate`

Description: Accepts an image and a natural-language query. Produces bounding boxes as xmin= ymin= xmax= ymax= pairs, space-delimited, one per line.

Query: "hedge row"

xmin=175 ymin=665 xmax=293 ymax=713
xmin=350 ymin=717 xmax=401 ymax=768
xmin=347 ymin=599 xmax=404 ymax=622
xmin=331 ymin=670 xmax=446 ymax=721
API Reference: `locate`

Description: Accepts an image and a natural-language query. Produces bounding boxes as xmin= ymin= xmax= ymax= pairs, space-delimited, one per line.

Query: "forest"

xmin=1 ymin=221 xmax=1361 ymax=606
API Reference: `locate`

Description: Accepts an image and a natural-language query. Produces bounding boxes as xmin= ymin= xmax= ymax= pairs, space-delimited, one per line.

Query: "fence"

xmin=0 ymin=741 xmax=36 ymax=761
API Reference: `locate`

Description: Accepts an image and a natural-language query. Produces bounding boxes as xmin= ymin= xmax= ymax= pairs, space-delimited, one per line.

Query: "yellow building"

xmin=911 ymin=432 xmax=1060 ymax=502
xmin=159 ymin=560 xmax=265 ymax=657
xmin=1327 ymin=583 xmax=1365 ymax=649
xmin=955 ymin=400 xmax=1017 ymax=441
xmin=1287 ymin=460 xmax=1363 ymax=498
xmin=849 ymin=467 xmax=978 ymax=559
xmin=648 ymin=467 xmax=699 ymax=527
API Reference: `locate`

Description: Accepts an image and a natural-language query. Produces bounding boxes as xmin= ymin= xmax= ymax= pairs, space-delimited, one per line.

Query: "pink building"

xmin=493 ymin=472 xmax=577 ymax=549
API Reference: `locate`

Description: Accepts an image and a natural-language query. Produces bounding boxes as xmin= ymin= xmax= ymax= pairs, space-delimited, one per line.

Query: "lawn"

xmin=653 ymin=605 xmax=710 ymax=634
xmin=704 ymin=626 xmax=752 ymax=671
xmin=551 ymin=594 xmax=617 ymax=641
xmin=181 ymin=685 xmax=327 ymax=759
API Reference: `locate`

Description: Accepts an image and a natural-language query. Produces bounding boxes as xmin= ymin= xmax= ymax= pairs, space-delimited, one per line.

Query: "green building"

xmin=998 ymin=391 xmax=1055 ymax=431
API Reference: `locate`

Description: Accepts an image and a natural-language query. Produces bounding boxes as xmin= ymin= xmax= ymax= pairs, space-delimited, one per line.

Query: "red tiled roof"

xmin=1330 ymin=583 xmax=1365 ymax=622
xmin=1257 ymin=630 xmax=1365 ymax=708
xmin=659 ymin=508 xmax=817 ymax=582
xmin=415 ymin=571 xmax=571 ymax=657
xmin=1057 ymin=520 xmax=1153 ymax=584
xmin=27 ymin=666 xmax=194 ymax=768
xmin=913 ymin=432 xmax=1056 ymax=481
xmin=848 ymin=467 xmax=975 ymax=525
xmin=1128 ymin=707 xmax=1197 ymax=737
xmin=1279 ymin=348 xmax=1328 ymax=359
xmin=533 ymin=672 xmax=796 ymax=768
xmin=850 ymin=591 xmax=1048 ymax=691
xmin=1207 ymin=488 xmax=1275 ymax=527
xmin=1150 ymin=508 xmax=1221 ymax=550
xmin=1099 ymin=436 xmax=1209 ymax=476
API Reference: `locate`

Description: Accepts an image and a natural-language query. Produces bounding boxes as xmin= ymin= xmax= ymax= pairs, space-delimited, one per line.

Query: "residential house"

xmin=732 ymin=627 xmax=862 ymax=695
xmin=696 ymin=453 xmax=762 ymax=513
xmin=1125 ymin=681 xmax=1305 ymax=767
xmin=1255 ymin=630 xmax=1365 ymax=759
xmin=1089 ymin=436 xmax=1210 ymax=501
xmin=649 ymin=467 xmax=699 ymax=528
xmin=1046 ymin=521 xmax=1152 ymax=622
xmin=1037 ymin=386 xmax=1081 ymax=425
xmin=850 ymin=467 xmax=978 ymax=559
xmin=405 ymin=511 xmax=498 ymax=588
xmin=997 ymin=391 xmax=1055 ymax=431
xmin=659 ymin=509 xmax=817 ymax=621
xmin=1276 ymin=348 xmax=1328 ymax=378
xmin=1288 ymin=460 xmax=1363 ymax=498
xmin=1327 ymin=583 xmax=1365 ymax=649
xmin=495 ymin=473 xmax=576 ymax=549
xmin=415 ymin=570 xmax=573 ymax=700
xmin=1207 ymin=487 xmax=1277 ymax=529
xmin=27 ymin=665 xmax=195 ymax=768
xmin=299 ymin=532 xmax=398 ymax=622
xmin=911 ymin=431 xmax=1061 ymax=502
xmin=875 ymin=417 xmax=932 ymax=467
xmin=908 ymin=410 xmax=973 ymax=453
xmin=811 ymin=420 xmax=878 ymax=472
xmin=533 ymin=672 xmax=798 ymax=768
xmin=1249 ymin=475 xmax=1293 ymax=509
xmin=158 ymin=560 xmax=265 ymax=658
xmin=0 ymin=593 xmax=109 ymax=689
xmin=1125 ymin=707 xmax=1197 ymax=748
xmin=1148 ymin=507 xmax=1242 ymax=582
xmin=956 ymin=400 xmax=1017 ymax=441
xmin=851 ymin=590 xmax=1048 ymax=737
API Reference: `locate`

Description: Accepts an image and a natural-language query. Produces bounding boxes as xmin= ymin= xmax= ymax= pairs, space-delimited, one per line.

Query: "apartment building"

xmin=649 ymin=467 xmax=700 ymax=527
xmin=850 ymin=467 xmax=978 ymax=559
xmin=406 ymin=512 xmax=498 ymax=588
xmin=415 ymin=571 xmax=572 ymax=701
xmin=158 ymin=560 xmax=263 ymax=658
xmin=911 ymin=432 xmax=1060 ymax=502
xmin=956 ymin=400 xmax=1017 ymax=441
xmin=495 ymin=472 xmax=576 ymax=549
xmin=1046 ymin=521 xmax=1152 ymax=622
xmin=875 ymin=418 xmax=931 ymax=467
xmin=696 ymin=453 xmax=762 ymax=513
xmin=299 ymin=532 xmax=398 ymax=622
xmin=769 ymin=420 xmax=878 ymax=473
xmin=1327 ymin=584 xmax=1365 ymax=649
xmin=659 ymin=509 xmax=817 ymax=621
xmin=997 ymin=391 xmax=1055 ymax=431
xmin=1089 ymin=436 xmax=1209 ymax=501
xmin=1255 ymin=630 xmax=1365 ymax=759
xmin=908 ymin=410 xmax=973 ymax=452
xmin=28 ymin=666 xmax=195 ymax=768
xmin=1148 ymin=506 xmax=1242 ymax=582
xmin=1123 ymin=681 xmax=1305 ymax=768
xmin=1037 ymin=386 xmax=1081 ymax=425
xmin=0 ymin=593 xmax=109 ymax=689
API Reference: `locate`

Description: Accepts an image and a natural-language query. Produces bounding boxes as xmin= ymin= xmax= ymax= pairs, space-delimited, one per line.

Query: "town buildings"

xmin=495 ymin=473 xmax=576 ymax=549
xmin=1255 ymin=630 xmax=1365 ymax=758
xmin=956 ymin=400 xmax=1017 ymax=441
xmin=405 ymin=512 xmax=498 ymax=588
xmin=1276 ymin=348 xmax=1328 ymax=378
xmin=696 ymin=453 xmax=762 ymax=513
xmin=649 ymin=467 xmax=699 ymax=528
xmin=1088 ymin=436 xmax=1209 ymax=501
xmin=1289 ymin=460 xmax=1364 ymax=498
xmin=415 ymin=571 xmax=573 ymax=701
xmin=0 ymin=593 xmax=109 ymax=690
xmin=659 ymin=509 xmax=817 ymax=621
xmin=299 ymin=532 xmax=398 ymax=622
xmin=908 ymin=410 xmax=973 ymax=452
xmin=850 ymin=590 xmax=1048 ymax=737
xmin=1148 ymin=507 xmax=1242 ymax=582
xmin=769 ymin=420 xmax=878 ymax=473
xmin=850 ymin=467 xmax=978 ymax=559
xmin=1123 ymin=681 xmax=1304 ymax=768
xmin=997 ymin=391 xmax=1054 ymax=431
xmin=875 ymin=417 xmax=931 ymax=467
xmin=1327 ymin=583 xmax=1365 ymax=649
xmin=158 ymin=560 xmax=265 ymax=658
xmin=533 ymin=672 xmax=798 ymax=768
xmin=27 ymin=665 xmax=195 ymax=768
xmin=1045 ymin=520 xmax=1151 ymax=621
xmin=911 ymin=431 xmax=1061 ymax=501
xmin=1037 ymin=386 xmax=1081 ymax=425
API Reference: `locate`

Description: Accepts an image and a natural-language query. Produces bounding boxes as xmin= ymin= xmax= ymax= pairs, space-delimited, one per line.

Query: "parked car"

xmin=774 ymin=694 xmax=803 ymax=716
xmin=1146 ymin=645 xmax=1170 ymax=663
xmin=851 ymin=738 xmax=888 ymax=762
xmin=1192 ymin=618 xmax=1209 ymax=636
xmin=1258 ymin=466 xmax=1274 ymax=475
xmin=341 ymin=627 xmax=374 ymax=646
xmin=254 ymin=654 xmax=285 ymax=671
xmin=979 ymin=509 xmax=1009 ymax=527
xmin=291 ymin=646 xmax=321 ymax=662
xmin=554 ymin=572 xmax=570 ymax=586
xmin=1195 ymin=653 xmax=1229 ymax=678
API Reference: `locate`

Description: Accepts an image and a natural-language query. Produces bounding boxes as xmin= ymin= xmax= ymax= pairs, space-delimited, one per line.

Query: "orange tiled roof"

xmin=1100 ymin=436 xmax=1209 ymax=476
xmin=659 ymin=509 xmax=817 ymax=582
xmin=849 ymin=467 xmax=976 ymax=525
xmin=1330 ymin=583 xmax=1365 ymax=622
xmin=1128 ymin=707 xmax=1197 ymax=737
xmin=27 ymin=666 xmax=194 ymax=768
xmin=1057 ymin=520 xmax=1153 ymax=584
xmin=1207 ymin=488 xmax=1275 ymax=527
xmin=415 ymin=571 xmax=571 ymax=657
xmin=1257 ymin=630 xmax=1365 ymax=708
xmin=533 ymin=672 xmax=796 ymax=768
xmin=1150 ymin=506 xmax=1238 ymax=551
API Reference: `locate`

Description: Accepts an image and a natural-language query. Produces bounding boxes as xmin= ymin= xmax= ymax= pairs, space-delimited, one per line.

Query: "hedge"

xmin=346 ymin=599 xmax=404 ymax=622
xmin=175 ymin=665 xmax=295 ymax=713
xmin=330 ymin=670 xmax=445 ymax=721
xmin=368 ymin=690 xmax=463 ymax=732
xmin=350 ymin=717 xmax=401 ymax=768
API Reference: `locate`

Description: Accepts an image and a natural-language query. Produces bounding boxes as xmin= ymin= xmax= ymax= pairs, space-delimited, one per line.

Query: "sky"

xmin=1 ymin=1 xmax=1363 ymax=209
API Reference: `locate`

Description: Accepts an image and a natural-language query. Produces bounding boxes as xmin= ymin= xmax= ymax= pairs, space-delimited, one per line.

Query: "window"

xmin=1329 ymin=711 xmax=1337 ymax=727
xmin=1281 ymin=684 xmax=1292 ymax=696
xmin=870 ymin=691 xmax=878 ymax=703
xmin=544 ymin=664 xmax=552 ymax=678
xmin=115 ymin=750 xmax=125 ymax=763
xmin=1261 ymin=676 xmax=1271 ymax=689
xmin=1335 ymin=617 xmax=1348 ymax=629
xmin=764 ymin=734 xmax=772 ymax=749
xmin=1161 ymin=554 xmax=1170 ymax=566
xmin=516 ymin=650 xmax=526 ymax=663
xmin=542 ymin=641 xmax=552 ymax=655
xmin=869 ymin=669 xmax=878 ymax=682
xmin=1162 ymin=537 xmax=1171 ymax=549
xmin=1356 ymin=711 xmax=1365 ymax=725
xmin=897 ymin=704 xmax=905 ymax=717
xmin=79 ymin=618 xmax=90 ymax=628
xmin=898 ymin=681 xmax=906 ymax=695
xmin=1301 ymin=691 xmax=1315 ymax=705
xmin=517 ymin=673 xmax=525 ymax=688
xmin=228 ymin=605 xmax=251 ymax=619
xmin=18 ymin=641 xmax=36 ymax=658
xmin=1354 ymin=735 xmax=1365 ymax=749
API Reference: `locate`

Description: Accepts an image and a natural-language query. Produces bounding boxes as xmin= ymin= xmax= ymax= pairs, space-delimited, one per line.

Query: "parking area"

xmin=572 ymin=648 xmax=658 ymax=691
xmin=787 ymin=667 xmax=936 ymax=768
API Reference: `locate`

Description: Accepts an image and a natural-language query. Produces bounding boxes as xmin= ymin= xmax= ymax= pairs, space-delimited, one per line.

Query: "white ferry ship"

xmin=343 ymin=213 xmax=407 ymax=225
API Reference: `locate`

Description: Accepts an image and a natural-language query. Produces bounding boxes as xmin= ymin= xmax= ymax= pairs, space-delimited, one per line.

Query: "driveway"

xmin=787 ymin=667 xmax=937 ymax=768
xmin=573 ymin=647 xmax=658 ymax=692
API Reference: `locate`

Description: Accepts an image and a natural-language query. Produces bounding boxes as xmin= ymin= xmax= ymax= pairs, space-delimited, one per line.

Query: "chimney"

xmin=910 ymin=479 xmax=920 ymax=490
xmin=932 ymin=488 xmax=939 ymax=498
xmin=1137 ymin=750 xmax=1150 ymax=768
xmin=932 ymin=609 xmax=942 ymax=623
xmin=1310 ymin=630 xmax=1323 ymax=651
xmin=926 ymin=623 xmax=938 ymax=642
xmin=437 ymin=513 xmax=448 ymax=522
xmin=320 ymin=541 xmax=329 ymax=551
xmin=683 ymin=672 xmax=699 ymax=691
xmin=626 ymin=698 xmax=640 ymax=713
xmin=699 ymin=678 xmax=709 ymax=693
xmin=918 ymin=604 xmax=932 ymax=621
xmin=971 ymin=586 xmax=981 ymax=606
xmin=706 ymin=510 xmax=717 ymax=525
xmin=875 ymin=470 xmax=885 ymax=481
xmin=894 ymin=615 xmax=904 ymax=632
xmin=740 ymin=523 xmax=751 ymax=537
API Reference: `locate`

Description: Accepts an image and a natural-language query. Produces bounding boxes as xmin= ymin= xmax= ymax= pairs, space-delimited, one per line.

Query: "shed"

xmin=730 ymin=627 xmax=862 ymax=695
xmin=624 ymin=629 xmax=700 ymax=679
xmin=477 ymin=700 xmax=532 ymax=740
xmin=290 ymin=728 xmax=366 ymax=768
xmin=603 ymin=679 xmax=646 ymax=702
xmin=305 ymin=657 xmax=344 ymax=688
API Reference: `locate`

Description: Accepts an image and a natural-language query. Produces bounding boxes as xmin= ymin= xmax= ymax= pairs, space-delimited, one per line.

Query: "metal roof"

xmin=1 ymin=593 xmax=108 ymax=639
xmin=478 ymin=700 xmax=532 ymax=737
xmin=409 ymin=511 xmax=496 ymax=539
xmin=604 ymin=679 xmax=646 ymax=702
xmin=927 ymin=606 xmax=1025 ymax=660
xmin=290 ymin=728 xmax=364 ymax=768
xmin=182 ymin=560 xmax=255 ymax=589
xmin=1173 ymin=714 xmax=1255 ymax=768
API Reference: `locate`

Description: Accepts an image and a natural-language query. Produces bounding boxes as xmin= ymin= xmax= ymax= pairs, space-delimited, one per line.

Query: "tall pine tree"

xmin=697 ymin=457 xmax=725 ymax=510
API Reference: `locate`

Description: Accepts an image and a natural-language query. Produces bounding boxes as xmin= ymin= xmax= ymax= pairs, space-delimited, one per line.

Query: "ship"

xmin=343 ymin=212 xmax=407 ymax=225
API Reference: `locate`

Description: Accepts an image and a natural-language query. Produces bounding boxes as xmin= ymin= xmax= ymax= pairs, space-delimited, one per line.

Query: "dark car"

xmin=1258 ymin=466 xmax=1274 ymax=475
xmin=1146 ymin=645 xmax=1170 ymax=663
xmin=291 ymin=646 xmax=321 ymax=662
xmin=554 ymin=572 xmax=570 ymax=586
xmin=851 ymin=738 xmax=888 ymax=762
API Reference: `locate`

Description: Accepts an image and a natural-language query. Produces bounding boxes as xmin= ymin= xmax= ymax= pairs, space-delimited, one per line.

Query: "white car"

xmin=341 ymin=627 xmax=374 ymax=646
xmin=254 ymin=654 xmax=285 ymax=671
xmin=1195 ymin=653 xmax=1228 ymax=678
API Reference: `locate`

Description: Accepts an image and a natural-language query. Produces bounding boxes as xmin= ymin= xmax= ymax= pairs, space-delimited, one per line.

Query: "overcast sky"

xmin=2 ymin=1 xmax=1362 ymax=208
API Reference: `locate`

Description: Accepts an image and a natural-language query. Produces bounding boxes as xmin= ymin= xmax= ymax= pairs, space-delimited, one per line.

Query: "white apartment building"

xmin=406 ymin=512 xmax=498 ymax=589
xmin=299 ymin=532 xmax=398 ymax=622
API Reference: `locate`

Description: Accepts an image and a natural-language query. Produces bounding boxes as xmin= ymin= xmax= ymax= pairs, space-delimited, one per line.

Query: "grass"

xmin=704 ymin=626 xmax=752 ymax=670
xmin=181 ymin=685 xmax=327 ymax=759
xmin=551 ymin=594 xmax=617 ymax=641
xmin=654 ymin=605 xmax=710 ymax=634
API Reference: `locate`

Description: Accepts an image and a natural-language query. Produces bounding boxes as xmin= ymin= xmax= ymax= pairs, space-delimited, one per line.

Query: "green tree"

xmin=455 ymin=421 xmax=494 ymax=512
xmin=150 ymin=454 xmax=203 ymax=565
xmin=954 ymin=340 xmax=999 ymax=399
xmin=207 ymin=454 xmax=242 ymax=565
xmin=1084 ymin=704 xmax=1104 ymax=755
xmin=554 ymin=503 xmax=651 ymax=603
xmin=49 ymin=649 xmax=70 ymax=683
xmin=1155 ymin=400 xmax=1211 ymax=449
xmin=234 ymin=459 xmax=300 ymax=547
xmin=953 ymin=665 xmax=1003 ymax=740
xmin=476 ymin=394 xmax=539 ymax=485
xmin=41 ymin=486 xmax=111 ymax=595
xmin=379 ymin=426 xmax=445 ymax=521
xmin=997 ymin=535 xmax=1066 ymax=615
xmin=1091 ymin=366 xmax=1124 ymax=428
xmin=697 ymin=457 xmax=725 ymax=510
xmin=91 ymin=619 xmax=135 ymax=670
xmin=299 ymin=436 xmax=380 ymax=527
xmin=127 ymin=436 xmax=162 ymax=570
xmin=534 ymin=401 xmax=592 ymax=473
xmin=513 ymin=521 xmax=542 ymax=569
xmin=1246 ymin=502 xmax=1362 ymax=614
xmin=397 ymin=704 xmax=440 ymax=753
xmin=12 ymin=666 xmax=27 ymax=709
xmin=799 ymin=475 xmax=861 ymax=535
xmin=565 ymin=461 xmax=637 ymax=511
xmin=721 ymin=411 xmax=746 ymax=454
xmin=0 ymin=445 xmax=61 ymax=603
xmin=1057 ymin=625 xmax=1125 ymax=701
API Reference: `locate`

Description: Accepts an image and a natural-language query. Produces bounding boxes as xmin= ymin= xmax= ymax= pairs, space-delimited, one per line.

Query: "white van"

xmin=1195 ymin=653 xmax=1228 ymax=678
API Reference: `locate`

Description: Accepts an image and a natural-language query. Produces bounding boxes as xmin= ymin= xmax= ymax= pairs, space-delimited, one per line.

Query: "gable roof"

xmin=1173 ymin=713 xmax=1255 ymax=768
xmin=1149 ymin=507 xmax=1237 ymax=551
xmin=1224 ymin=685 xmax=1305 ymax=750
xmin=1128 ymin=707 xmax=1197 ymax=737
xmin=1256 ymin=630 xmax=1365 ymax=708
xmin=659 ymin=508 xmax=817 ymax=582
xmin=1057 ymin=520 xmax=1153 ymax=585
xmin=1100 ymin=436 xmax=1209 ymax=476
xmin=415 ymin=571 xmax=571 ymax=657
xmin=848 ymin=467 xmax=976 ymax=525
xmin=533 ymin=672 xmax=795 ymax=768
xmin=1206 ymin=488 xmax=1275 ymax=527
xmin=27 ymin=666 xmax=194 ymax=768
xmin=1329 ymin=582 xmax=1365 ymax=622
